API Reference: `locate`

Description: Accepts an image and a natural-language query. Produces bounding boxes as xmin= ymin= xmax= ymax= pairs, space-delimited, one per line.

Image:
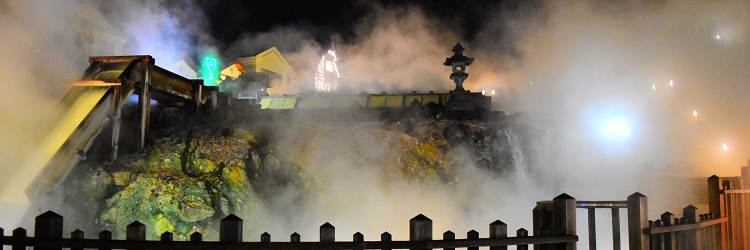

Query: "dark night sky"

xmin=200 ymin=0 xmax=538 ymax=47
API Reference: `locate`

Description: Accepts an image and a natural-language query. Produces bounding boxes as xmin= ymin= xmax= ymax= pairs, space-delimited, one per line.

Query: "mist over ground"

xmin=1 ymin=0 xmax=749 ymax=249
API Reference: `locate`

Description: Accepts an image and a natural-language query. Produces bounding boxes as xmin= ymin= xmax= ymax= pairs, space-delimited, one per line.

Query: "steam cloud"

xmin=1 ymin=1 xmax=749 ymax=249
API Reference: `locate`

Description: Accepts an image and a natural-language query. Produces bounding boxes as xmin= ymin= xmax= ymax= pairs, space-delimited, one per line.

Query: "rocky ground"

xmin=45 ymin=109 xmax=540 ymax=239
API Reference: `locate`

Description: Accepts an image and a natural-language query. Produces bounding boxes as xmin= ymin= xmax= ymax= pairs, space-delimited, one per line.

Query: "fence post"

xmin=490 ymin=220 xmax=508 ymax=250
xmin=382 ymin=232 xmax=392 ymax=250
xmin=553 ymin=193 xmax=576 ymax=250
xmin=517 ymin=228 xmax=529 ymax=250
xmin=126 ymin=221 xmax=145 ymax=250
xmin=99 ymin=230 xmax=112 ymax=250
xmin=742 ymin=165 xmax=749 ymax=189
xmin=160 ymin=232 xmax=173 ymax=241
xmin=35 ymin=211 xmax=63 ymax=250
xmin=628 ymin=192 xmax=649 ymax=250
xmin=661 ymin=212 xmax=675 ymax=250
xmin=261 ymin=232 xmax=271 ymax=242
xmin=467 ymin=230 xmax=479 ymax=250
xmin=354 ymin=232 xmax=364 ymax=250
xmin=443 ymin=231 xmax=455 ymax=250
xmin=683 ymin=205 xmax=700 ymax=249
xmin=320 ymin=222 xmax=335 ymax=242
xmin=291 ymin=232 xmax=301 ymax=250
xmin=410 ymin=214 xmax=432 ymax=250
xmin=70 ymin=229 xmax=84 ymax=250
xmin=190 ymin=232 xmax=203 ymax=242
xmin=708 ymin=175 xmax=724 ymax=218
xmin=220 ymin=214 xmax=243 ymax=243
xmin=12 ymin=227 xmax=26 ymax=250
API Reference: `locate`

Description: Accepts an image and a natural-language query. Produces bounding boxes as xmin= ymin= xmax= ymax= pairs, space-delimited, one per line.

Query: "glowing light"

xmin=481 ymin=90 xmax=486 ymax=95
xmin=723 ymin=143 xmax=728 ymax=151
xmin=716 ymin=35 xmax=721 ymax=40
xmin=652 ymin=84 xmax=656 ymax=90
xmin=204 ymin=58 xmax=217 ymax=79
xmin=315 ymin=44 xmax=340 ymax=92
xmin=529 ymin=82 xmax=533 ymax=85
xmin=200 ymin=53 xmax=221 ymax=86
xmin=599 ymin=117 xmax=632 ymax=141
xmin=491 ymin=89 xmax=496 ymax=95
xmin=669 ymin=80 xmax=673 ymax=87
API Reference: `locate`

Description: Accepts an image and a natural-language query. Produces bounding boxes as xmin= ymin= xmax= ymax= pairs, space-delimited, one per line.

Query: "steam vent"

xmin=443 ymin=43 xmax=474 ymax=93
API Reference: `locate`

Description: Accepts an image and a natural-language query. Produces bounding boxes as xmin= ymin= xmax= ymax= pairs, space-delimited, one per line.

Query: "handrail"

xmin=647 ymin=217 xmax=727 ymax=234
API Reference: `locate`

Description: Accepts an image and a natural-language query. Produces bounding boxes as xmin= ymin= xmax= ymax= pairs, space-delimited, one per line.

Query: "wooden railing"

xmin=0 ymin=194 xmax=578 ymax=250
xmin=6 ymin=165 xmax=750 ymax=250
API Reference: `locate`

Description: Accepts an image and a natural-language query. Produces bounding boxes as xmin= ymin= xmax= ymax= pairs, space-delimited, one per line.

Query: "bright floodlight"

xmin=600 ymin=117 xmax=632 ymax=141
xmin=652 ymin=84 xmax=656 ymax=90
xmin=669 ymin=80 xmax=674 ymax=87
xmin=716 ymin=35 xmax=721 ymax=40
xmin=723 ymin=143 xmax=728 ymax=151
xmin=693 ymin=110 xmax=698 ymax=118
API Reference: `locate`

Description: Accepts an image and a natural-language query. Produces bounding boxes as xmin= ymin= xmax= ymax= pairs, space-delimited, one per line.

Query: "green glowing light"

xmin=200 ymin=53 xmax=221 ymax=86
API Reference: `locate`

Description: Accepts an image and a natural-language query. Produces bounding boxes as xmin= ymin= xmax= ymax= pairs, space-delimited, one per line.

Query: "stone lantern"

xmin=443 ymin=43 xmax=474 ymax=93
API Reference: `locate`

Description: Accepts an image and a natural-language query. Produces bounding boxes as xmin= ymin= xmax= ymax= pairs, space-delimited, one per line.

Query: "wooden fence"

xmin=4 ymin=166 xmax=750 ymax=250
xmin=0 ymin=194 xmax=578 ymax=250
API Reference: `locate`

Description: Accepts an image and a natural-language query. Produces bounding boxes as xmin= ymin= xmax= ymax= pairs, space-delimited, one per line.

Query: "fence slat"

xmin=443 ymin=231 xmax=455 ymax=250
xmin=320 ymin=222 xmax=335 ymax=242
xmin=587 ymin=208 xmax=596 ymax=250
xmin=35 ymin=211 xmax=63 ymax=250
xmin=467 ymin=230 xmax=479 ymax=250
xmin=381 ymin=232 xmax=392 ymax=250
xmin=12 ymin=227 xmax=26 ymax=250
xmin=611 ymin=208 xmax=621 ymax=250
xmin=489 ymin=220 xmax=507 ymax=250
xmin=517 ymin=228 xmax=529 ymax=250
xmin=70 ymin=230 xmax=84 ymax=250
xmin=410 ymin=214 xmax=432 ymax=250
xmin=220 ymin=214 xmax=242 ymax=243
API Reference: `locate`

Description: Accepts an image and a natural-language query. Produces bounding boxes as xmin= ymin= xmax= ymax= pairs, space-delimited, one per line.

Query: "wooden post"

xmin=126 ymin=221 xmax=145 ymax=250
xmin=381 ymin=232 xmax=392 ymax=250
xmin=190 ymin=232 xmax=203 ymax=242
xmin=291 ymin=232 xmax=301 ymax=242
xmin=261 ymin=232 xmax=271 ymax=242
xmin=611 ymin=208 xmax=621 ymax=250
xmin=443 ymin=231 xmax=455 ymax=250
xmin=137 ymin=57 xmax=153 ymax=151
xmin=683 ymin=205 xmax=700 ymax=249
xmin=628 ymin=192 xmax=649 ymax=250
xmin=410 ymin=214 xmax=432 ymax=250
xmin=517 ymin=228 xmax=529 ymax=250
xmin=661 ymin=212 xmax=675 ymax=250
xmin=553 ymin=193 xmax=576 ymax=250
xmin=742 ymin=166 xmax=749 ymax=189
xmin=490 ymin=220 xmax=508 ymax=250
xmin=354 ymin=232 xmax=364 ymax=250
xmin=467 ymin=230 xmax=479 ymax=250
xmin=291 ymin=232 xmax=301 ymax=250
xmin=708 ymin=175 xmax=724 ymax=218
xmin=99 ymin=230 xmax=112 ymax=250
xmin=111 ymin=85 xmax=122 ymax=161
xmin=71 ymin=229 xmax=84 ymax=250
xmin=35 ymin=211 xmax=63 ymax=250
xmin=12 ymin=228 xmax=26 ymax=250
xmin=587 ymin=208 xmax=596 ymax=250
xmin=320 ymin=222 xmax=335 ymax=242
xmin=220 ymin=214 xmax=243 ymax=243
xmin=160 ymin=232 xmax=173 ymax=241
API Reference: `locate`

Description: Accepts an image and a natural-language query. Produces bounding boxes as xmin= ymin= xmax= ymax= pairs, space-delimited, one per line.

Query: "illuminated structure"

xmin=315 ymin=43 xmax=340 ymax=92
xmin=218 ymin=47 xmax=290 ymax=101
